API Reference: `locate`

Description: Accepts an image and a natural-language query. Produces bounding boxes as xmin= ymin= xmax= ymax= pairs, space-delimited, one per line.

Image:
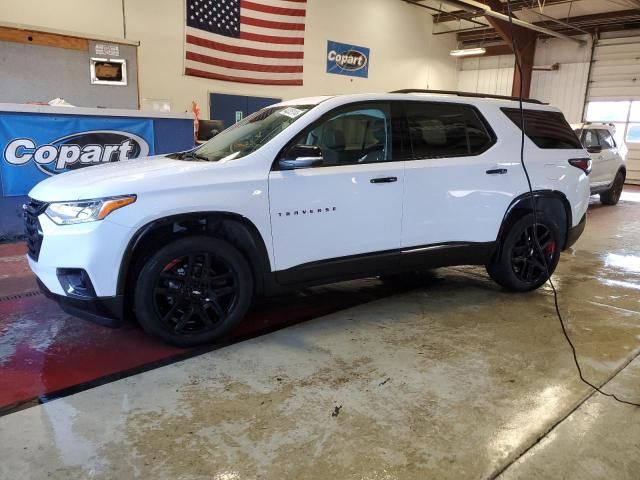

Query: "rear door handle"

xmin=486 ymin=168 xmax=508 ymax=175
xmin=370 ymin=176 xmax=398 ymax=183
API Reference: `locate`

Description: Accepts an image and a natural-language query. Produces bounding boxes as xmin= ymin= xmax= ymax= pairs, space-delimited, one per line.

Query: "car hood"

xmin=28 ymin=155 xmax=218 ymax=201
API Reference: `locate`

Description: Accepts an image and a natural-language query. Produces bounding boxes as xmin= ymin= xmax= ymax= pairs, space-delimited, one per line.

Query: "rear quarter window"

xmin=502 ymin=108 xmax=582 ymax=149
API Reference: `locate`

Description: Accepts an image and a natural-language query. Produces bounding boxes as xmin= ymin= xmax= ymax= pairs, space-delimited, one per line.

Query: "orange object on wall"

xmin=191 ymin=101 xmax=200 ymax=144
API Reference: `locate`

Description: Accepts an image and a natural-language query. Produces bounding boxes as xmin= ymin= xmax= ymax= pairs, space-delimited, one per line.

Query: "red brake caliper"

xmin=162 ymin=258 xmax=181 ymax=272
xmin=544 ymin=241 xmax=556 ymax=256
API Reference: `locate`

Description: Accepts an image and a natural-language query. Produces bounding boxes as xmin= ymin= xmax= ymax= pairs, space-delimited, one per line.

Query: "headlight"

xmin=45 ymin=195 xmax=136 ymax=225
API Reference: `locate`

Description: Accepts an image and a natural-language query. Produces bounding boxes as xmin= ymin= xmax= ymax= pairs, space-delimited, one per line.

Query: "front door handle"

xmin=486 ymin=168 xmax=508 ymax=175
xmin=370 ymin=176 xmax=398 ymax=183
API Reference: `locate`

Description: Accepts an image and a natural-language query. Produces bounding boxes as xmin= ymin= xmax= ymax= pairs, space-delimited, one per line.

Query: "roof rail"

xmin=390 ymin=89 xmax=545 ymax=105
xmin=584 ymin=121 xmax=615 ymax=127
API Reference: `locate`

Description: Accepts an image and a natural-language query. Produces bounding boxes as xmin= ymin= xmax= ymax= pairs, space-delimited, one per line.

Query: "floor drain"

xmin=0 ymin=290 xmax=43 ymax=303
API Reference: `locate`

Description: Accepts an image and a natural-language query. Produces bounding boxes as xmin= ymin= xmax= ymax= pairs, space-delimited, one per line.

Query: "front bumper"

xmin=37 ymin=278 xmax=125 ymax=328
xmin=26 ymin=211 xmax=133 ymax=327
xmin=27 ymin=214 xmax=132 ymax=297
xmin=565 ymin=213 xmax=587 ymax=249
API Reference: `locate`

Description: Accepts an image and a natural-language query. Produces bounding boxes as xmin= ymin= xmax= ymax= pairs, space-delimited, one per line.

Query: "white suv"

xmin=25 ymin=91 xmax=590 ymax=346
xmin=572 ymin=123 xmax=626 ymax=205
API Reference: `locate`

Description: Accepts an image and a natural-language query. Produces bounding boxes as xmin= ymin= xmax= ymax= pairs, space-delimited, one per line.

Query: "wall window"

xmin=629 ymin=102 xmax=640 ymax=144
xmin=586 ymin=100 xmax=640 ymax=144
xmin=585 ymin=101 xmax=630 ymax=123
xmin=287 ymin=103 xmax=390 ymax=166
xmin=628 ymin=124 xmax=640 ymax=143
xmin=400 ymin=102 xmax=493 ymax=159
xmin=502 ymin=108 xmax=582 ymax=149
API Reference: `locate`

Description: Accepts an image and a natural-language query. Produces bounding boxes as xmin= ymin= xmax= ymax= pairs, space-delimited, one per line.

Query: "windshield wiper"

xmin=172 ymin=151 xmax=210 ymax=162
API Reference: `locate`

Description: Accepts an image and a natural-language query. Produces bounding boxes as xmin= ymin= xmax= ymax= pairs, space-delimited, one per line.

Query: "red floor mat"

xmin=0 ymin=243 xmax=417 ymax=412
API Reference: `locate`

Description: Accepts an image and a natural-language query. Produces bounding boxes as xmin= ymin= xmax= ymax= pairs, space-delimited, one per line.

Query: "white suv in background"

xmin=25 ymin=91 xmax=590 ymax=346
xmin=572 ymin=123 xmax=626 ymax=205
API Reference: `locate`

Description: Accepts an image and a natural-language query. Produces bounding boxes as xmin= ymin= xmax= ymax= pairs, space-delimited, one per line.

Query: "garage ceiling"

xmin=409 ymin=0 xmax=640 ymax=46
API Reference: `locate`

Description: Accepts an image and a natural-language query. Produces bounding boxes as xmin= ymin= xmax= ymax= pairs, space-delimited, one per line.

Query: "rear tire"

xmin=486 ymin=213 xmax=561 ymax=292
xmin=134 ymin=236 xmax=253 ymax=347
xmin=600 ymin=171 xmax=624 ymax=205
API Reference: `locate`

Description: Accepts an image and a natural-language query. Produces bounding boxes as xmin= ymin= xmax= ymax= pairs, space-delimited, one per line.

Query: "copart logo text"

xmin=3 ymin=130 xmax=149 ymax=175
xmin=327 ymin=49 xmax=368 ymax=71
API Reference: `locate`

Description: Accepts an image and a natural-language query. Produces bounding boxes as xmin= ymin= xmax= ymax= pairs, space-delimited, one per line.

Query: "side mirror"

xmin=279 ymin=145 xmax=323 ymax=170
xmin=587 ymin=145 xmax=602 ymax=154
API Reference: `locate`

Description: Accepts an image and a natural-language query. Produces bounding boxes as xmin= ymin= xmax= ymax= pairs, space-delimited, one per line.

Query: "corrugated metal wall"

xmin=456 ymin=52 xmax=588 ymax=123
xmin=530 ymin=63 xmax=589 ymax=124
xmin=587 ymin=35 xmax=640 ymax=184
xmin=457 ymin=55 xmax=514 ymax=96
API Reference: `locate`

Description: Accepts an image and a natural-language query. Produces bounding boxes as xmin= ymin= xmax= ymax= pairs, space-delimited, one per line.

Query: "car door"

xmin=400 ymin=101 xmax=517 ymax=247
xmin=268 ymin=102 xmax=404 ymax=275
xmin=581 ymin=129 xmax=607 ymax=187
xmin=596 ymin=128 xmax=620 ymax=186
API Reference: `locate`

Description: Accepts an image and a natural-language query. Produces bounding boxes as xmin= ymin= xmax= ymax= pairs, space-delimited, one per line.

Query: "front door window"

xmin=285 ymin=104 xmax=391 ymax=166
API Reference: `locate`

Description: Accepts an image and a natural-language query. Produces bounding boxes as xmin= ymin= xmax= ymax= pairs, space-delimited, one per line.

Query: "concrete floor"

xmin=1 ymin=187 xmax=640 ymax=480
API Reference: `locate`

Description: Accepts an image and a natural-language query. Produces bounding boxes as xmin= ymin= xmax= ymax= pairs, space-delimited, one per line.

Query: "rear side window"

xmin=399 ymin=102 xmax=494 ymax=159
xmin=502 ymin=108 xmax=582 ymax=149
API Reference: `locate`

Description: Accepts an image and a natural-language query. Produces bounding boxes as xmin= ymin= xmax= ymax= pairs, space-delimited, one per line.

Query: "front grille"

xmin=23 ymin=198 xmax=48 ymax=261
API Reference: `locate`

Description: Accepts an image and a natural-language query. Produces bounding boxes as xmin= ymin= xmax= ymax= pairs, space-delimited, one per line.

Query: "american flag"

xmin=184 ymin=0 xmax=306 ymax=86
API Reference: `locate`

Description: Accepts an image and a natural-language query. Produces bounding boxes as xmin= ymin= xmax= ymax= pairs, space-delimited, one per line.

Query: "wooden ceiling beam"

xmin=457 ymin=8 xmax=640 ymax=41
xmin=432 ymin=0 xmax=572 ymax=24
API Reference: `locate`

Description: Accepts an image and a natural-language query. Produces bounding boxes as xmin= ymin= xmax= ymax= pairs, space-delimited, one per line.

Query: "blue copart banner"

xmin=326 ymin=40 xmax=370 ymax=78
xmin=0 ymin=114 xmax=155 ymax=196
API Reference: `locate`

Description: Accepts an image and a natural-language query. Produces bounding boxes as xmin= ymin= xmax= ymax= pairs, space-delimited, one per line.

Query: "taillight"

xmin=568 ymin=157 xmax=592 ymax=175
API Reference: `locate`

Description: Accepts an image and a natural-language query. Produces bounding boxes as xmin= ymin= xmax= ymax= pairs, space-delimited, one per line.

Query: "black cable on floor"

xmin=504 ymin=0 xmax=640 ymax=408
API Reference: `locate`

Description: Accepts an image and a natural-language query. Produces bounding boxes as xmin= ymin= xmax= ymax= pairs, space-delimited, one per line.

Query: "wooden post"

xmin=482 ymin=0 xmax=537 ymax=98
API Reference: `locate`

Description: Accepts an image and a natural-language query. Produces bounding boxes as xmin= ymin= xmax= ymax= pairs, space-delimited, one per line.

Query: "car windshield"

xmin=177 ymin=105 xmax=313 ymax=162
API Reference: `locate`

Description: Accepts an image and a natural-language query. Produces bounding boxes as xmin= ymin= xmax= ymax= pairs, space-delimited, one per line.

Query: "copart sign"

xmin=0 ymin=115 xmax=154 ymax=196
xmin=326 ymin=40 xmax=370 ymax=78
xmin=5 ymin=131 xmax=149 ymax=175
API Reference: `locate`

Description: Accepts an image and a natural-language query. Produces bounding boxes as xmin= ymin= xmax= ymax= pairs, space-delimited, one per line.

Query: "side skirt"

xmin=272 ymin=242 xmax=497 ymax=289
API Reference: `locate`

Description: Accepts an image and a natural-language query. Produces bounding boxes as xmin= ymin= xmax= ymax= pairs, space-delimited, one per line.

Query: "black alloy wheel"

xmin=486 ymin=213 xmax=561 ymax=292
xmin=134 ymin=236 xmax=253 ymax=346
xmin=153 ymin=253 xmax=238 ymax=334
xmin=510 ymin=223 xmax=556 ymax=285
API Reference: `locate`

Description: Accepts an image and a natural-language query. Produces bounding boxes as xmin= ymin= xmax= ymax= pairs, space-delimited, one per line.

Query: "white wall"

xmin=0 ymin=0 xmax=125 ymax=38
xmin=0 ymin=0 xmax=458 ymax=115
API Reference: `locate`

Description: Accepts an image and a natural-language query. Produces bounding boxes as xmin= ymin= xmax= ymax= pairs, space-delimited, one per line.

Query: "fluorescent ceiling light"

xmin=450 ymin=47 xmax=486 ymax=57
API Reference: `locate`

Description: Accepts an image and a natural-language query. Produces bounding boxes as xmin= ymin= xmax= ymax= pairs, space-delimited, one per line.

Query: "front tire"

xmin=600 ymin=171 xmax=624 ymax=205
xmin=486 ymin=214 xmax=561 ymax=292
xmin=134 ymin=236 xmax=253 ymax=347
